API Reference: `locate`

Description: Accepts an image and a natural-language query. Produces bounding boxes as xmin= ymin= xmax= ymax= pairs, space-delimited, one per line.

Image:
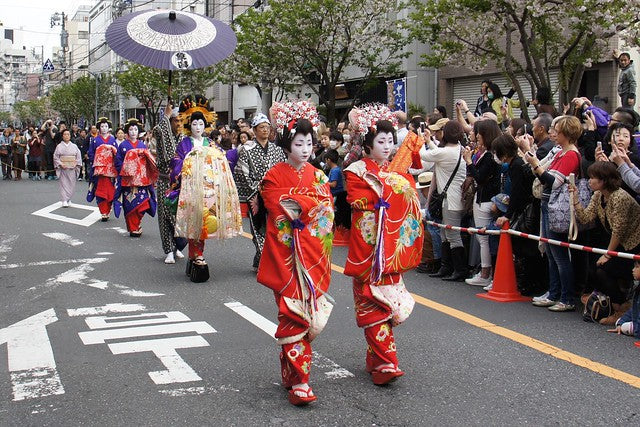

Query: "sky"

xmin=0 ymin=0 xmax=94 ymax=60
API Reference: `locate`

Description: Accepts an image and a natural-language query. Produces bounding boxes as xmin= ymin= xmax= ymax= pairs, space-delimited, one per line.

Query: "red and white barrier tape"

xmin=425 ymin=220 xmax=640 ymax=261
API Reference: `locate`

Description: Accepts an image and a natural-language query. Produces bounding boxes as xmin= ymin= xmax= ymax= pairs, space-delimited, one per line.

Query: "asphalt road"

xmin=1 ymin=179 xmax=639 ymax=426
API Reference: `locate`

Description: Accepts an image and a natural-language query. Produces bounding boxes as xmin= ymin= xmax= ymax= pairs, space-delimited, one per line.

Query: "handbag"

xmin=547 ymin=151 xmax=592 ymax=235
xmin=582 ymin=291 xmax=612 ymax=323
xmin=428 ymin=149 xmax=462 ymax=220
xmin=511 ymin=199 xmax=540 ymax=234
xmin=461 ymin=176 xmax=476 ymax=216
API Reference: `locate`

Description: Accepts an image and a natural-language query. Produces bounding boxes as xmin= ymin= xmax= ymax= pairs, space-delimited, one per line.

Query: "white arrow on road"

xmin=0 ymin=309 xmax=65 ymax=401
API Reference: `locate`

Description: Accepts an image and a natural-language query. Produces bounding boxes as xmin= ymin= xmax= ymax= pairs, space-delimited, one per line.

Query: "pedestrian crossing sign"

xmin=43 ymin=59 xmax=55 ymax=72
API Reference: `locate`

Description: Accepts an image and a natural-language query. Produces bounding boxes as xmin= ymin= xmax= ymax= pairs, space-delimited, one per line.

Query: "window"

xmin=78 ymin=31 xmax=89 ymax=40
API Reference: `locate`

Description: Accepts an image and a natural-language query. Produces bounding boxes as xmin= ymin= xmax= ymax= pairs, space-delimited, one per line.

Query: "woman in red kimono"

xmin=258 ymin=108 xmax=334 ymax=406
xmin=344 ymin=112 xmax=423 ymax=385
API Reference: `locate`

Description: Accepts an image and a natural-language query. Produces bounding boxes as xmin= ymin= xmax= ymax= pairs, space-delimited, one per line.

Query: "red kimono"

xmin=344 ymin=158 xmax=423 ymax=371
xmin=258 ymin=162 xmax=334 ymax=387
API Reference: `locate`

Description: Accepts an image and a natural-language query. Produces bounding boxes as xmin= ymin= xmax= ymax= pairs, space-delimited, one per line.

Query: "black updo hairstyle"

xmin=276 ymin=118 xmax=317 ymax=153
xmin=362 ymin=120 xmax=396 ymax=155
xmin=190 ymin=111 xmax=208 ymax=128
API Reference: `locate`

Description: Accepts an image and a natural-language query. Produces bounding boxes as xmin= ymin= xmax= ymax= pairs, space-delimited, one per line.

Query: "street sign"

xmin=43 ymin=59 xmax=55 ymax=73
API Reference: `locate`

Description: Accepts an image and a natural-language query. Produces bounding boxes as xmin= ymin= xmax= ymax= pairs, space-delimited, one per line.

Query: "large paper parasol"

xmin=105 ymin=9 xmax=237 ymax=96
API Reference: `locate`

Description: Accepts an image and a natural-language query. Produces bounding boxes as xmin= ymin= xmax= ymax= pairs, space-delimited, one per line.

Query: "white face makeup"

xmin=288 ymin=132 xmax=313 ymax=168
xmin=370 ymin=131 xmax=394 ymax=163
xmin=128 ymin=126 xmax=139 ymax=140
xmin=99 ymin=122 xmax=110 ymax=135
xmin=191 ymin=119 xmax=205 ymax=138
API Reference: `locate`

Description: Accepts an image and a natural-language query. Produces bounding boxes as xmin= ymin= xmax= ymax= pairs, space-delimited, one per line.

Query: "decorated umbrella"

xmin=105 ymin=9 xmax=237 ymax=96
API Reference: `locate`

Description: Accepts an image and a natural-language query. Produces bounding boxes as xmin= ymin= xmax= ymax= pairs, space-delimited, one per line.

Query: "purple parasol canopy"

xmin=105 ymin=9 xmax=237 ymax=70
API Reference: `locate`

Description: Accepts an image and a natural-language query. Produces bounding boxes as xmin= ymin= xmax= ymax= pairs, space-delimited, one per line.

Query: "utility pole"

xmin=51 ymin=12 xmax=68 ymax=82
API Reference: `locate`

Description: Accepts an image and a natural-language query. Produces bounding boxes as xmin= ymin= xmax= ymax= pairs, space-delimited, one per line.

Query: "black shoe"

xmin=416 ymin=263 xmax=429 ymax=274
xmin=429 ymin=243 xmax=451 ymax=277
xmin=443 ymin=247 xmax=468 ymax=282
xmin=190 ymin=261 xmax=210 ymax=283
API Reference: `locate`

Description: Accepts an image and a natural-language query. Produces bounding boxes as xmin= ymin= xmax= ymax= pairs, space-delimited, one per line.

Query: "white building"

xmin=0 ymin=31 xmax=40 ymax=109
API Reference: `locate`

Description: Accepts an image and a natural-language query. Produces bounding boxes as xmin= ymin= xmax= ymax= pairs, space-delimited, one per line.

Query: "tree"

xmin=409 ymin=0 xmax=640 ymax=117
xmin=115 ymin=62 xmax=218 ymax=128
xmin=12 ymin=99 xmax=47 ymax=126
xmin=48 ymin=75 xmax=116 ymax=124
xmin=217 ymin=0 xmax=411 ymax=125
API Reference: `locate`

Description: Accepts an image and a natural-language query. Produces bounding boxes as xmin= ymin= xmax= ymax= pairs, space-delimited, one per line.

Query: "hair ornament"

xmin=269 ymin=100 xmax=320 ymax=135
xmin=348 ymin=103 xmax=398 ymax=135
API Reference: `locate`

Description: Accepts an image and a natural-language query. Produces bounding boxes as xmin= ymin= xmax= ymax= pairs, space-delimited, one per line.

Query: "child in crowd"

xmin=608 ymin=260 xmax=640 ymax=337
xmin=326 ymin=149 xmax=350 ymax=229
xmin=474 ymin=193 xmax=509 ymax=291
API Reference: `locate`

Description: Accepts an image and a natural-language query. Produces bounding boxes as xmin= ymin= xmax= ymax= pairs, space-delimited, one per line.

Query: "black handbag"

xmin=582 ymin=291 xmax=612 ymax=323
xmin=428 ymin=150 xmax=462 ymax=220
xmin=511 ymin=199 xmax=540 ymax=234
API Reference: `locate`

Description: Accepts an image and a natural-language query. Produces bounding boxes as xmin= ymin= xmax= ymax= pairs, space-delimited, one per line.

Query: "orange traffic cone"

xmin=333 ymin=225 xmax=350 ymax=246
xmin=635 ymin=341 xmax=640 ymax=348
xmin=477 ymin=221 xmax=530 ymax=303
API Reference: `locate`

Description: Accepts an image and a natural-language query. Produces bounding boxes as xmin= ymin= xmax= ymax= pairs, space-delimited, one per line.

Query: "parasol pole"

xmin=168 ymin=69 xmax=173 ymax=100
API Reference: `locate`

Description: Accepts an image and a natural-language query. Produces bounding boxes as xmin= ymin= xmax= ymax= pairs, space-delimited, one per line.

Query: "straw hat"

xmin=415 ymin=172 xmax=433 ymax=189
xmin=428 ymin=117 xmax=449 ymax=131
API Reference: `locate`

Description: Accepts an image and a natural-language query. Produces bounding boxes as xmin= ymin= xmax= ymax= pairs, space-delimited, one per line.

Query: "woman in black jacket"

xmin=493 ymin=133 xmax=547 ymax=295
xmin=462 ymin=120 xmax=502 ymax=286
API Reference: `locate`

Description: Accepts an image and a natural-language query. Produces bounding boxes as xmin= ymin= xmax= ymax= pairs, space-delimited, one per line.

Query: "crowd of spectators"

xmin=2 ymin=51 xmax=638 ymax=339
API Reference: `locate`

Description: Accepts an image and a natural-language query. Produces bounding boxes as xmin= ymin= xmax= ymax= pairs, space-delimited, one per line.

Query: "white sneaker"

xmin=174 ymin=249 xmax=185 ymax=259
xmin=483 ymin=281 xmax=493 ymax=291
xmin=465 ymin=272 xmax=491 ymax=287
xmin=532 ymin=291 xmax=550 ymax=303
xmin=61 ymin=201 xmax=69 ymax=208
xmin=164 ymin=252 xmax=175 ymax=264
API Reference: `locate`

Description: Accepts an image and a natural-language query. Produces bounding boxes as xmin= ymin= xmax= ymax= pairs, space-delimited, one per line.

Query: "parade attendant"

xmin=234 ymin=113 xmax=286 ymax=270
xmin=170 ymin=95 xmax=242 ymax=283
xmin=153 ymin=103 xmax=187 ymax=264
xmin=11 ymin=129 xmax=26 ymax=180
xmin=258 ymin=102 xmax=333 ymax=406
xmin=87 ymin=117 xmax=118 ymax=221
xmin=53 ymin=128 xmax=82 ymax=207
xmin=114 ymin=118 xmax=158 ymax=237
xmin=344 ymin=105 xmax=423 ymax=385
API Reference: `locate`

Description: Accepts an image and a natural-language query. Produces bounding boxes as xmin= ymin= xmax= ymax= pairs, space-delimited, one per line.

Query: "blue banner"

xmin=387 ymin=78 xmax=406 ymax=112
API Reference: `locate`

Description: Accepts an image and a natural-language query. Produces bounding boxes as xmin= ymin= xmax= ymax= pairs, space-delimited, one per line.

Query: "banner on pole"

xmin=386 ymin=78 xmax=406 ymax=112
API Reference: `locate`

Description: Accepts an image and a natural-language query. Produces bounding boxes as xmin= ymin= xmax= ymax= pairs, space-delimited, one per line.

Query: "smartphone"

xmin=597 ymin=141 xmax=602 ymax=150
xmin=525 ymin=151 xmax=534 ymax=158
xmin=420 ymin=122 xmax=426 ymax=133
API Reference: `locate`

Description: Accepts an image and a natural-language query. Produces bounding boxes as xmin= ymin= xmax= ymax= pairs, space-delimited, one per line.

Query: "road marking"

xmin=20 ymin=257 xmax=163 ymax=298
xmin=158 ymin=385 xmax=240 ymax=396
xmin=96 ymin=252 xmax=114 ymax=255
xmin=79 ymin=311 xmax=216 ymax=385
xmin=32 ymin=202 xmax=101 ymax=227
xmin=410 ymin=293 xmax=640 ymax=390
xmin=224 ymin=301 xmax=276 ymax=336
xmin=79 ymin=321 xmax=216 ymax=344
xmin=112 ymin=284 xmax=164 ymax=297
xmin=0 ymin=234 xmax=18 ymax=262
xmin=0 ymin=257 xmax=108 ymax=270
xmin=224 ymin=301 xmax=354 ymax=379
xmin=43 ymin=232 xmax=84 ymax=247
xmin=0 ymin=309 xmax=65 ymax=401
xmin=109 ymin=336 xmax=210 ymax=384
xmin=67 ymin=303 xmax=147 ymax=317
xmin=109 ymin=227 xmax=129 ymax=235
xmin=84 ymin=311 xmax=190 ymax=329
